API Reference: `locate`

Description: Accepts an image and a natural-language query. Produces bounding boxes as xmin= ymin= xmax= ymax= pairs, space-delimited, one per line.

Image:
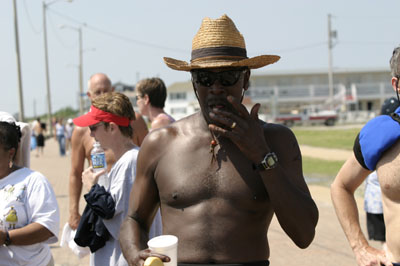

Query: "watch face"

xmin=267 ymin=156 xmax=276 ymax=167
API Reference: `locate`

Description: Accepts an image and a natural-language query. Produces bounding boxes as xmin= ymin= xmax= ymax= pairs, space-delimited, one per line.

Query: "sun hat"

xmin=73 ymin=106 xmax=130 ymax=127
xmin=163 ymin=14 xmax=280 ymax=71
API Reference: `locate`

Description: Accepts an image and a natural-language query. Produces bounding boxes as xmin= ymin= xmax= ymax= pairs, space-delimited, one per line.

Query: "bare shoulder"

xmin=72 ymin=126 xmax=88 ymax=139
xmin=71 ymin=126 xmax=93 ymax=153
xmin=263 ymin=122 xmax=300 ymax=160
xmin=263 ymin=122 xmax=297 ymax=143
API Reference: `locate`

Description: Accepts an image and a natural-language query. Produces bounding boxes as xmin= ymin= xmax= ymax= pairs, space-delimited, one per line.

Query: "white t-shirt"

xmin=0 ymin=168 xmax=60 ymax=266
xmin=91 ymin=147 xmax=162 ymax=266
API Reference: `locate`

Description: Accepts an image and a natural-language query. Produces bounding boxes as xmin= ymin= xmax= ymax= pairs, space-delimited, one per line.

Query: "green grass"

xmin=293 ymin=127 xmax=360 ymax=150
xmin=302 ymin=157 xmax=344 ymax=185
xmin=291 ymin=127 xmax=360 ymax=186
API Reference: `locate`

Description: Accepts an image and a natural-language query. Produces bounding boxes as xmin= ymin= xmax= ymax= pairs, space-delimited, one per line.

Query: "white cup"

xmin=147 ymin=235 xmax=178 ymax=266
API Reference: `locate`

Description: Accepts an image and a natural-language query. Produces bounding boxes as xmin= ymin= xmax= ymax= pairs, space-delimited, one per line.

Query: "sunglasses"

xmin=191 ymin=69 xmax=247 ymax=87
xmin=89 ymin=122 xmax=104 ymax=132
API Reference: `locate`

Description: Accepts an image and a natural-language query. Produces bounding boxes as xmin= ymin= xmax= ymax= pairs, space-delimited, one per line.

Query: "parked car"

xmin=275 ymin=107 xmax=338 ymax=127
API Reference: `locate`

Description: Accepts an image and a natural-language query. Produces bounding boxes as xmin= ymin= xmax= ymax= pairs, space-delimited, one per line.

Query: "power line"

xmin=47 ymin=8 xmax=189 ymax=54
xmin=22 ymin=0 xmax=41 ymax=34
xmin=47 ymin=12 xmax=77 ymax=50
xmin=266 ymin=42 xmax=327 ymax=54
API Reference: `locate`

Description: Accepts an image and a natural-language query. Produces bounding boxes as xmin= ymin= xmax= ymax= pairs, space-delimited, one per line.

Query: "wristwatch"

xmin=256 ymin=152 xmax=278 ymax=171
xmin=4 ymin=231 xmax=11 ymax=246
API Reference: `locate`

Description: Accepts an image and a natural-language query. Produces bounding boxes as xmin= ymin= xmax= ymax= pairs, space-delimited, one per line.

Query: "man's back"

xmin=136 ymin=112 xmax=304 ymax=263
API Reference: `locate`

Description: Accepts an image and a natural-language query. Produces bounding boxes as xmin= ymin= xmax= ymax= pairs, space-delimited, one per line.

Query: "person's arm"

xmin=68 ymin=127 xmax=87 ymax=229
xmin=331 ymin=154 xmax=392 ymax=266
xmin=209 ymin=97 xmax=318 ymax=248
xmin=0 ymin=223 xmax=54 ymax=245
xmin=132 ymin=113 xmax=149 ymax=147
xmin=258 ymin=126 xmax=318 ymax=248
xmin=120 ymin=132 xmax=170 ymax=266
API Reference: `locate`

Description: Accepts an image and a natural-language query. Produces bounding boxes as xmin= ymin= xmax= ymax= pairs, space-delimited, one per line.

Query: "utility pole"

xmin=327 ymin=14 xmax=337 ymax=110
xmin=60 ymin=25 xmax=84 ymax=114
xmin=42 ymin=1 xmax=53 ymax=136
xmin=12 ymin=0 xmax=25 ymax=121
xmin=42 ymin=0 xmax=73 ymax=136
xmin=78 ymin=27 xmax=84 ymax=114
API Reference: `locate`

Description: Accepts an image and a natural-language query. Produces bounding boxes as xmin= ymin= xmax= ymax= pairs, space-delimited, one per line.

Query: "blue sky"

xmin=2 ymin=0 xmax=400 ymax=118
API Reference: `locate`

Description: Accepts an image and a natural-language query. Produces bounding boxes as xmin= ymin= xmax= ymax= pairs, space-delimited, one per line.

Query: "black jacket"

xmin=74 ymin=184 xmax=115 ymax=253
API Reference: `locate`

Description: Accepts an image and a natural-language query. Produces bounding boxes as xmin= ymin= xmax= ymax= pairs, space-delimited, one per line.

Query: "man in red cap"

xmin=68 ymin=73 xmax=149 ymax=230
xmin=73 ymin=92 xmax=161 ymax=266
xmin=120 ymin=15 xmax=318 ymax=266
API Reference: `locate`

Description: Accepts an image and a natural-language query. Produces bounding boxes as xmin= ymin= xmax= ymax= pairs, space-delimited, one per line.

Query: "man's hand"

xmin=68 ymin=212 xmax=81 ymax=230
xmin=81 ymin=167 xmax=106 ymax=191
xmin=126 ymin=248 xmax=170 ymax=266
xmin=208 ymin=95 xmax=269 ymax=164
xmin=354 ymin=245 xmax=393 ymax=266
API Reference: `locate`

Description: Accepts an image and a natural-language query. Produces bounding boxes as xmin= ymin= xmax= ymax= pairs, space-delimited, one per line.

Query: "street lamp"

xmin=42 ymin=0 xmax=72 ymax=136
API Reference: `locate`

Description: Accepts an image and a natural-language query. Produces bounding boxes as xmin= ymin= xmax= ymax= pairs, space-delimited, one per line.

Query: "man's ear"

xmin=243 ymin=69 xmax=251 ymax=91
xmin=392 ymin=77 xmax=399 ymax=93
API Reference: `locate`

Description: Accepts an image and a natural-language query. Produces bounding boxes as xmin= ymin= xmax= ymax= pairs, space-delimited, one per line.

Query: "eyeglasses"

xmin=89 ymin=122 xmax=104 ymax=132
xmin=191 ymin=69 xmax=247 ymax=87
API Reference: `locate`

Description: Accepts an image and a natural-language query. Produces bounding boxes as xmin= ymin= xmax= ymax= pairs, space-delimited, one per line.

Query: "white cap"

xmin=67 ymin=118 xmax=73 ymax=124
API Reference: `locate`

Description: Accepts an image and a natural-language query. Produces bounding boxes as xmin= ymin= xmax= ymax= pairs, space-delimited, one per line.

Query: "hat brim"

xmin=164 ymin=55 xmax=280 ymax=71
xmin=73 ymin=113 xmax=101 ymax=127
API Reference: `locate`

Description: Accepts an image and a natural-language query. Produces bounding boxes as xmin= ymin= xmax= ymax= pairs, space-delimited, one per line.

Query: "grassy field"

xmin=293 ymin=127 xmax=360 ymax=150
xmin=292 ymin=126 xmax=359 ymax=186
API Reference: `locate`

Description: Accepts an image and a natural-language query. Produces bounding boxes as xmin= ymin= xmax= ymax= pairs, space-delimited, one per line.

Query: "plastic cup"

xmin=147 ymin=235 xmax=178 ymax=266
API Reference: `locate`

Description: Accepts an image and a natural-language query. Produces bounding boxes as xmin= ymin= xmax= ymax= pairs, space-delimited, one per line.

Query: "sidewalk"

xmin=30 ymin=138 xmax=375 ymax=266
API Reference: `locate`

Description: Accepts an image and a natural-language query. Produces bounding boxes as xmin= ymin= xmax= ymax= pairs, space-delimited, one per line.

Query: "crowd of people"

xmin=1 ymin=13 xmax=400 ymax=266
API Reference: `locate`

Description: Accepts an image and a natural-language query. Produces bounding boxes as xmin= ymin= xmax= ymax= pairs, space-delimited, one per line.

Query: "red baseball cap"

xmin=73 ymin=106 xmax=130 ymax=127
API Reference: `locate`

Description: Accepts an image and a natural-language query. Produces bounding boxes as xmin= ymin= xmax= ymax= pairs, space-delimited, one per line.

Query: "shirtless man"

xmin=120 ymin=15 xmax=318 ymax=266
xmin=135 ymin=77 xmax=175 ymax=130
xmin=331 ymin=46 xmax=400 ymax=266
xmin=68 ymin=73 xmax=149 ymax=229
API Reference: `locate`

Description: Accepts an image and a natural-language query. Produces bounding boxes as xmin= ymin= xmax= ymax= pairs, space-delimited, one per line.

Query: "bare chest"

xmin=377 ymin=142 xmax=400 ymax=201
xmin=155 ymin=141 xmax=269 ymax=211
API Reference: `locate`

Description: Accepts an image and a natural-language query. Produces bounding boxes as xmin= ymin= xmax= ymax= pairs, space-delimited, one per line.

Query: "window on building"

xmin=169 ymin=92 xmax=187 ymax=101
xmin=171 ymin=107 xmax=187 ymax=114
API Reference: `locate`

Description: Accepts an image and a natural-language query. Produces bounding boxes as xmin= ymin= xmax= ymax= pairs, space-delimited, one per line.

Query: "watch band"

xmin=4 ymin=230 xmax=11 ymax=246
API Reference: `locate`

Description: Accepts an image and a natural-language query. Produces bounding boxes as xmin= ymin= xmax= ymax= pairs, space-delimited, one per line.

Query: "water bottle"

xmin=91 ymin=141 xmax=108 ymax=188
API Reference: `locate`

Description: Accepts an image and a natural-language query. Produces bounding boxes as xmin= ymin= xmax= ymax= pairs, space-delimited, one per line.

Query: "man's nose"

xmin=209 ymin=79 xmax=226 ymax=95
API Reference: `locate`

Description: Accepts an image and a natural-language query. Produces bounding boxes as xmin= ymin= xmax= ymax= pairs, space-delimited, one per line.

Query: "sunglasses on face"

xmin=191 ymin=69 xmax=247 ymax=87
xmin=89 ymin=122 xmax=104 ymax=132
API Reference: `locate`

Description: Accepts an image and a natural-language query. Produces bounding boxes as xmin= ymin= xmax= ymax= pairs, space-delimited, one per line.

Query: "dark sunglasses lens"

xmin=197 ymin=72 xmax=216 ymax=87
xmin=219 ymin=71 xmax=241 ymax=86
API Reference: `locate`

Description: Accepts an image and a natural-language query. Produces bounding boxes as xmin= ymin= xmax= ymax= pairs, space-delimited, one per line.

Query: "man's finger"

xmin=227 ymin=96 xmax=250 ymax=118
xmin=250 ymin=103 xmax=260 ymax=120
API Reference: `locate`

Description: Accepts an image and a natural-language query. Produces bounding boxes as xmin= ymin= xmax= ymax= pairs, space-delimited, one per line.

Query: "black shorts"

xmin=366 ymin=213 xmax=386 ymax=241
xmin=179 ymin=261 xmax=269 ymax=266
xmin=36 ymin=134 xmax=45 ymax=147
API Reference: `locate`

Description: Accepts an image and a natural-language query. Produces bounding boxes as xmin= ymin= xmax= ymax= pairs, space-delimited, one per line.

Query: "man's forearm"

xmin=69 ymin=174 xmax=83 ymax=214
xmin=120 ymin=215 xmax=148 ymax=265
xmin=331 ymin=183 xmax=369 ymax=251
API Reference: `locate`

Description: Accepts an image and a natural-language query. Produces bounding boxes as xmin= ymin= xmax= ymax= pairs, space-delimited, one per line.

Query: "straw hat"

xmin=164 ymin=14 xmax=280 ymax=71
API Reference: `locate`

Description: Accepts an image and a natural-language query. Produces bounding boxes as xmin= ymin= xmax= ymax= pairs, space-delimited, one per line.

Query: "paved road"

xmin=29 ymin=138 xmax=377 ymax=266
